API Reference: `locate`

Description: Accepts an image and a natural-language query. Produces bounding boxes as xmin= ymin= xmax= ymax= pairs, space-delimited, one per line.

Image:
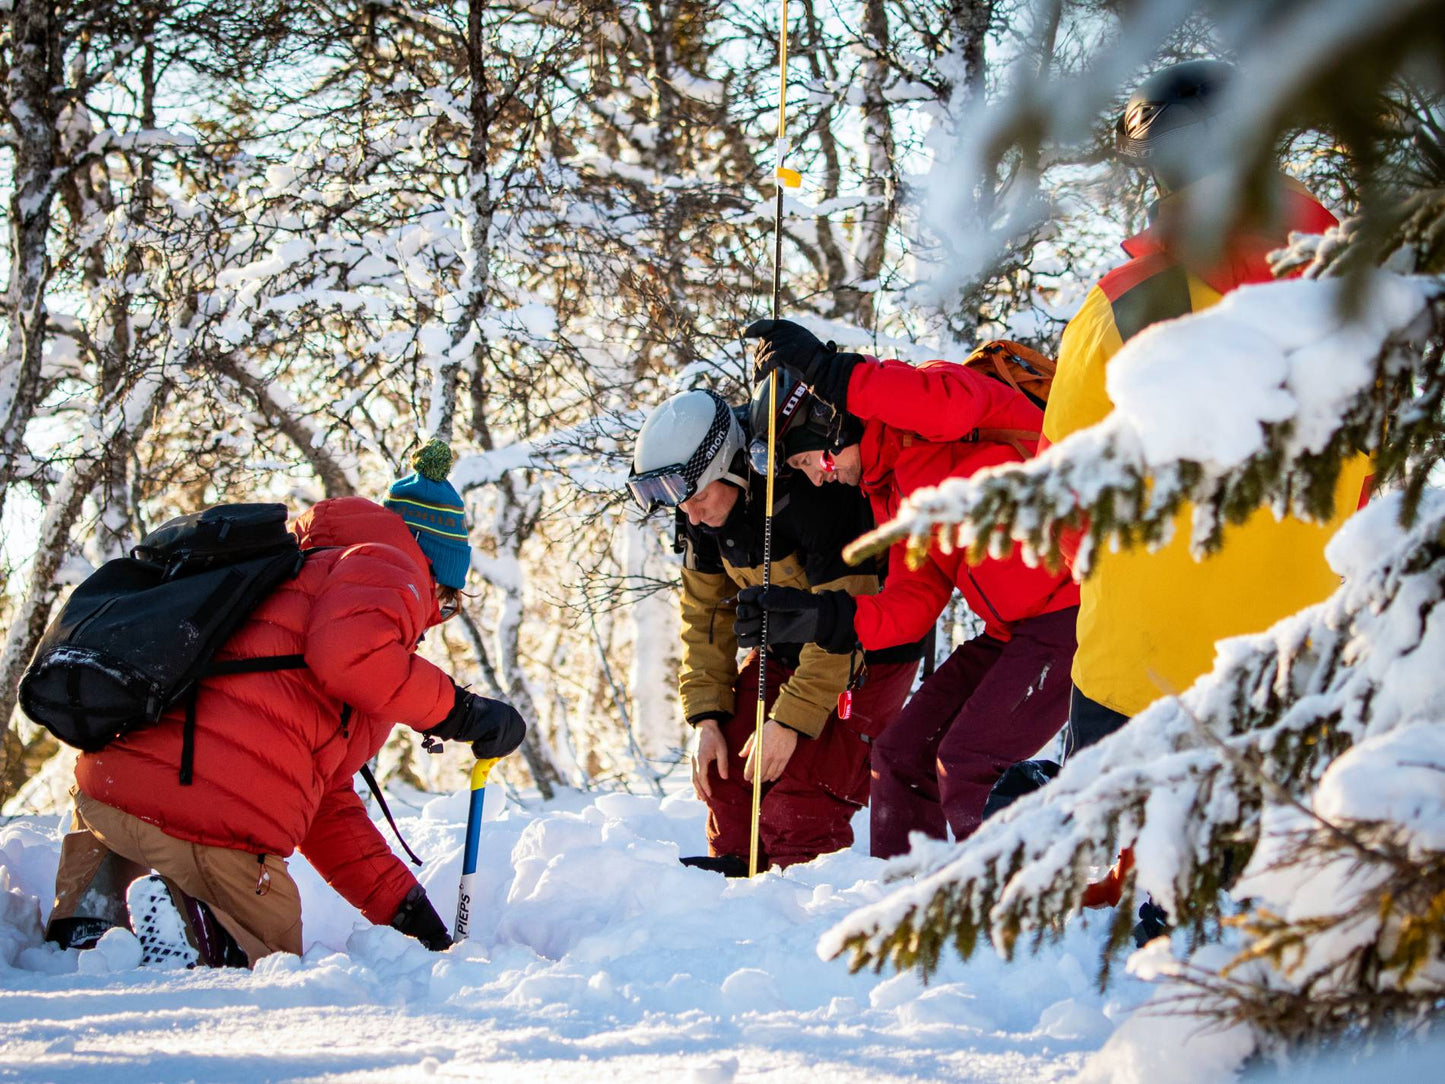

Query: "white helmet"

xmin=628 ymin=390 xmax=747 ymax=513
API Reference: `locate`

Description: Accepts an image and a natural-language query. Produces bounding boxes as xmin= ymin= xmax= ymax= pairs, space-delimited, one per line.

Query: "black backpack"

xmin=19 ymin=503 xmax=307 ymax=772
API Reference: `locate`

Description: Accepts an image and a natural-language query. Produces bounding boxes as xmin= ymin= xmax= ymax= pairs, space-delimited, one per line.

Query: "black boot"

xmin=1132 ymin=898 xmax=1170 ymax=947
xmin=982 ymin=759 xmax=1061 ymax=821
xmin=45 ymin=850 xmax=137 ymax=950
xmin=679 ymin=854 xmax=753 ymax=878
xmin=46 ymin=916 xmax=121 ymax=950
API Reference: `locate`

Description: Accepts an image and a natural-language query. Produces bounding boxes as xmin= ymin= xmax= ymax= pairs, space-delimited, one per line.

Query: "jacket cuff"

xmin=771 ymin=718 xmax=812 ymax=739
xmin=679 ymin=685 xmax=735 ymax=722
xmin=687 ymin=711 xmax=731 ymax=728
xmin=423 ymin=683 xmax=468 ymax=739
xmin=769 ymin=708 xmax=824 ymax=739
xmin=768 ymin=690 xmax=829 ymax=738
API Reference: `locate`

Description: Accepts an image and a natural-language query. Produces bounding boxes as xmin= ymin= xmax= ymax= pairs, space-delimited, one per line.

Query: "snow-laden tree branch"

xmin=823 ymin=489 xmax=1445 ymax=982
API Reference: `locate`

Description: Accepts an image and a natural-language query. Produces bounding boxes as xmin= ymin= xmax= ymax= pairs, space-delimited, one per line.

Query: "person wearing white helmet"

xmin=628 ymin=389 xmax=921 ymax=874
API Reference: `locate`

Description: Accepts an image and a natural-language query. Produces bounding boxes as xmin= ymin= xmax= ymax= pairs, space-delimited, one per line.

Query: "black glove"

xmin=744 ymin=318 xmax=860 ymax=413
xmin=430 ymin=686 xmax=528 ymax=759
xmin=734 ymin=585 xmax=858 ymax=654
xmin=389 ymin=884 xmax=452 ymax=951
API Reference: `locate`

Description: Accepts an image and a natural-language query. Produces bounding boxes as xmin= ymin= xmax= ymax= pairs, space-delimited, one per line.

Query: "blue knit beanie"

xmin=384 ymin=439 xmax=472 ymax=589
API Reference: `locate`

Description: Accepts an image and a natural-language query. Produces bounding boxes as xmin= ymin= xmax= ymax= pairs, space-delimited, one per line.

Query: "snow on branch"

xmin=821 ymin=490 xmax=1445 ymax=983
xmin=845 ymin=274 xmax=1443 ymax=577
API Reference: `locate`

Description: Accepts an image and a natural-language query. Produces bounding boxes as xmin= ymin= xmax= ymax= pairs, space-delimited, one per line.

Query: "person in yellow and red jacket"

xmin=627 ymin=391 xmax=920 ymax=874
xmin=1039 ymin=61 xmax=1373 ymax=942
xmin=1046 ymin=60 xmax=1374 ymax=753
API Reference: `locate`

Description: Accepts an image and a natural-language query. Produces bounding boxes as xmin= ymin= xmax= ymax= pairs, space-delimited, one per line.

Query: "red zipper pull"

xmin=837 ymin=689 xmax=852 ymax=719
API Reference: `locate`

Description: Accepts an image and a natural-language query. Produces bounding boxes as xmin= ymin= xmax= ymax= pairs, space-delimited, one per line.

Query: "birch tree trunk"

xmin=799 ymin=0 xmax=851 ymax=310
xmin=0 ymin=462 xmax=93 ymax=802
xmin=854 ymin=0 xmax=898 ymax=332
xmin=460 ymin=0 xmax=563 ymax=794
xmin=624 ymin=518 xmax=680 ymax=765
xmin=948 ymin=0 xmax=993 ymax=95
xmin=0 ymin=0 xmax=61 ymax=521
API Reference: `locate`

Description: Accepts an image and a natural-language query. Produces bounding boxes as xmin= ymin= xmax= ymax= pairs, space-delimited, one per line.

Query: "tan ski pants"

xmin=48 ymin=789 xmax=303 ymax=965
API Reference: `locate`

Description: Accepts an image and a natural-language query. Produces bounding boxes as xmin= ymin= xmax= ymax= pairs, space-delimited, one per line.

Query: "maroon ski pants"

xmin=870 ymin=607 xmax=1078 ymax=858
xmin=706 ymin=651 xmax=918 ymax=867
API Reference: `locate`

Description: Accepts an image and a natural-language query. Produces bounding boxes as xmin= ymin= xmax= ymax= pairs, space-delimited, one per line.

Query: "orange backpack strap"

xmin=962 ymin=427 xmax=1041 ymax=458
xmin=964 ymin=340 xmax=1056 ymax=408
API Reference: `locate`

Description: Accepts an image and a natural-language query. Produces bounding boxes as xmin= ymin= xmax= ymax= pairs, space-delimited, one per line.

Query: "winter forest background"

xmin=3 ymin=0 xmax=1445 ymax=1078
xmin=0 ymin=0 xmax=1182 ymax=807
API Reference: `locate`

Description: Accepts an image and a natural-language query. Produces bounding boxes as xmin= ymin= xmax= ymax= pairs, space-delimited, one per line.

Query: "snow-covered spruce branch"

xmin=1108 ymin=721 xmax=1445 ymax=1051
xmin=1192 ymin=821 xmax=1445 ymax=1042
xmin=845 ymin=274 xmax=1444 ymax=575
xmin=821 ymin=491 xmax=1445 ymax=979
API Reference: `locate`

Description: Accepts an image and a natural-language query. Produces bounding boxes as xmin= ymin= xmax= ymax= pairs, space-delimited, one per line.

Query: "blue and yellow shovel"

xmin=453 ymin=757 xmax=500 ymax=943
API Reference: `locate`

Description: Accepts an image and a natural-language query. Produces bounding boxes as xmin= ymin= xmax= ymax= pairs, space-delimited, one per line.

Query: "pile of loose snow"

xmin=0 ymin=783 xmax=1138 ymax=1082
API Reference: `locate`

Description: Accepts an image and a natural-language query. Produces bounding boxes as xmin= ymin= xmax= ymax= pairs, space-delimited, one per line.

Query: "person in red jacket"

xmin=736 ymin=323 xmax=1079 ymax=857
xmin=45 ymin=441 xmax=526 ymax=966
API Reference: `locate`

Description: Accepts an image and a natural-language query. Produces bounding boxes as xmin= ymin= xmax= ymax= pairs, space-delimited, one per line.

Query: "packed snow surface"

xmin=0 ymin=784 xmax=1134 ymax=1083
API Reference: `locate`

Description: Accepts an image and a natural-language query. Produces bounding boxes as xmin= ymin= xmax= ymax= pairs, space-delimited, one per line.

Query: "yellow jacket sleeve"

xmin=678 ymin=566 xmax=739 ymax=723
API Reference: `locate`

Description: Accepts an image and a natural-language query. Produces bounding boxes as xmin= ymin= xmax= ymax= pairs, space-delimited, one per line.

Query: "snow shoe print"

xmin=126 ymin=875 xmax=248 ymax=969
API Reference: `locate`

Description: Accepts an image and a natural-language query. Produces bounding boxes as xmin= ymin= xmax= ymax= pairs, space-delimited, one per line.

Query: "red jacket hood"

xmin=292 ymin=496 xmax=442 ymax=627
xmin=1120 ymin=175 xmax=1337 ymax=296
xmin=855 ymin=358 xmax=1042 ymax=504
xmin=840 ymin=356 xmax=1077 ymax=642
xmin=293 ymin=497 xmax=436 ymax=591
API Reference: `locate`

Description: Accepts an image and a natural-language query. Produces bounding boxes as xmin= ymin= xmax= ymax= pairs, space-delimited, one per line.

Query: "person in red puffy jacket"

xmin=735 ymin=321 xmax=1079 ymax=857
xmin=46 ymin=441 xmax=526 ymax=966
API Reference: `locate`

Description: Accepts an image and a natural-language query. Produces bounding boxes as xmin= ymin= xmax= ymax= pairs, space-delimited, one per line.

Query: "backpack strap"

xmin=965 ymin=340 xmax=1056 ymax=409
xmin=178 ymin=654 xmax=310 ymax=786
xmin=358 ymin=762 xmax=425 ymax=867
xmin=961 ymin=427 xmax=1043 ymax=458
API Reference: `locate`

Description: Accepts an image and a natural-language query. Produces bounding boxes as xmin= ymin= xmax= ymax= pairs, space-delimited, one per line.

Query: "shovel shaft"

xmin=453 ymin=757 xmax=499 ymax=942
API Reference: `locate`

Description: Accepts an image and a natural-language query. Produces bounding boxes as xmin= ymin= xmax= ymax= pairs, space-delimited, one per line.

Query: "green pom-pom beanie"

xmin=384 ymin=439 xmax=472 ymax=588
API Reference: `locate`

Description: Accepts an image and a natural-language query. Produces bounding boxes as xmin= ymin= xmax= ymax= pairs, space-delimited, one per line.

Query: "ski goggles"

xmin=627 ymin=465 xmax=694 ymax=514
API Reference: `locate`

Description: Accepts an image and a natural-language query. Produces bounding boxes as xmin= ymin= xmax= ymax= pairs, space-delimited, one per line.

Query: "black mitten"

xmin=388 ymin=884 xmax=452 ymax=951
xmin=734 ymin=585 xmax=858 ymax=654
xmin=431 ymin=686 xmax=528 ymax=759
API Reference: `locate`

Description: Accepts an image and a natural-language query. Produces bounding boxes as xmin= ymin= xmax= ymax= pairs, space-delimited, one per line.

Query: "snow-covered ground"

xmin=0 ymin=781 xmax=1145 ymax=1083
xmin=3 ymin=781 xmax=1441 ymax=1083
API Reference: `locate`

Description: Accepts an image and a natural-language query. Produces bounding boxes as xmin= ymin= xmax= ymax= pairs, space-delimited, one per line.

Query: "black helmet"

xmin=1115 ymin=60 xmax=1234 ymax=189
xmin=746 ymin=370 xmax=860 ymax=475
